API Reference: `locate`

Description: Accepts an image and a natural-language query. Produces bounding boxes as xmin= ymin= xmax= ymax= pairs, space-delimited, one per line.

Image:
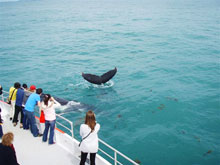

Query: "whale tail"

xmin=82 ymin=67 xmax=117 ymax=85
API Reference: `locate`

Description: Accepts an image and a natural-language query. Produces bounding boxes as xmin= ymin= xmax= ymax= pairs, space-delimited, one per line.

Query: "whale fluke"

xmin=82 ymin=67 xmax=117 ymax=85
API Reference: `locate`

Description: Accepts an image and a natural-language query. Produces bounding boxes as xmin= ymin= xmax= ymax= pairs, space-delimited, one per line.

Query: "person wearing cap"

xmin=22 ymin=85 xmax=35 ymax=130
xmin=8 ymin=82 xmax=21 ymax=121
xmin=24 ymin=88 xmax=43 ymax=137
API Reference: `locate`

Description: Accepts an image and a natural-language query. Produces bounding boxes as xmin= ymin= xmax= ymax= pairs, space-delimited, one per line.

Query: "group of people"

xmin=0 ymin=82 xmax=101 ymax=165
xmin=6 ymin=82 xmax=59 ymax=141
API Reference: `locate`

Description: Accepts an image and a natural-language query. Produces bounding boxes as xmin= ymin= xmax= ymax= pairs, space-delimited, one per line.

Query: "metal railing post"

xmin=70 ymin=122 xmax=74 ymax=138
xmin=114 ymin=152 xmax=117 ymax=165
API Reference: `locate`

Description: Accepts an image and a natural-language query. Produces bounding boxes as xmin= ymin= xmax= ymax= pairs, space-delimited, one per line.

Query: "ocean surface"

xmin=0 ymin=0 xmax=220 ymax=164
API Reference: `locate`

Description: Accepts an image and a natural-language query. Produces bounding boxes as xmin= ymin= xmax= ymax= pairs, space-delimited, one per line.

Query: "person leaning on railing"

xmin=24 ymin=88 xmax=43 ymax=137
xmin=41 ymin=94 xmax=61 ymax=145
xmin=79 ymin=110 xmax=100 ymax=165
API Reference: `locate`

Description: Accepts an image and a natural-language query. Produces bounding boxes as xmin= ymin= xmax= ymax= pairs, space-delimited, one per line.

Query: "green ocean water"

xmin=0 ymin=0 xmax=220 ymax=164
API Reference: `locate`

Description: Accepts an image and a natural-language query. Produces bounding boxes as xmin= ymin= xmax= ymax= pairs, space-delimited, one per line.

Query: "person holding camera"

xmin=41 ymin=94 xmax=60 ymax=145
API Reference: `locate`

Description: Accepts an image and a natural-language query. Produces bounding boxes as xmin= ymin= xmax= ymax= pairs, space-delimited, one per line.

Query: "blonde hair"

xmin=85 ymin=110 xmax=96 ymax=131
xmin=2 ymin=132 xmax=14 ymax=146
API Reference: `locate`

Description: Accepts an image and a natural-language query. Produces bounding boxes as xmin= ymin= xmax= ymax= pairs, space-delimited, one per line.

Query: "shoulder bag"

xmin=8 ymin=89 xmax=16 ymax=105
xmin=78 ymin=130 xmax=92 ymax=147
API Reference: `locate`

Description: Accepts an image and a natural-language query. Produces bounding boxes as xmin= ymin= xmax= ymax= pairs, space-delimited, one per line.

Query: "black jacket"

xmin=0 ymin=108 xmax=2 ymax=123
xmin=0 ymin=143 xmax=19 ymax=165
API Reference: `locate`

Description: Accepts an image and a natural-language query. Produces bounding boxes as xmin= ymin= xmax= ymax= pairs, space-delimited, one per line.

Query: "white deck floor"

xmin=2 ymin=117 xmax=80 ymax=165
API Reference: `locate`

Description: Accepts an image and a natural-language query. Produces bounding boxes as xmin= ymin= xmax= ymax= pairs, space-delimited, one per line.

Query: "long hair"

xmin=2 ymin=132 xmax=14 ymax=146
xmin=85 ymin=110 xmax=96 ymax=131
xmin=44 ymin=94 xmax=51 ymax=106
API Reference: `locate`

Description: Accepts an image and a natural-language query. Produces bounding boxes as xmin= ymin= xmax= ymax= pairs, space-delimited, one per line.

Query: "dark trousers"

xmin=25 ymin=110 xmax=39 ymax=137
xmin=80 ymin=152 xmax=96 ymax=165
xmin=0 ymin=125 xmax=3 ymax=138
xmin=23 ymin=109 xmax=30 ymax=129
xmin=13 ymin=105 xmax=24 ymax=124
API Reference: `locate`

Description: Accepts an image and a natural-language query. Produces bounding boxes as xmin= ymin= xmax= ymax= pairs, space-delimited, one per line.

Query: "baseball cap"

xmin=30 ymin=85 xmax=36 ymax=90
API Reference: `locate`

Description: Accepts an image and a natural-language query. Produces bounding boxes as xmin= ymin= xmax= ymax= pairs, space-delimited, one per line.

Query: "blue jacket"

xmin=15 ymin=88 xmax=24 ymax=106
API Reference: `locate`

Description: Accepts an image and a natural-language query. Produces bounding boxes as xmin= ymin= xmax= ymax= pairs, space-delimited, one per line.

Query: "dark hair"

xmin=14 ymin=82 xmax=21 ymax=89
xmin=22 ymin=84 xmax=28 ymax=89
xmin=36 ymin=88 xmax=43 ymax=95
xmin=44 ymin=94 xmax=51 ymax=106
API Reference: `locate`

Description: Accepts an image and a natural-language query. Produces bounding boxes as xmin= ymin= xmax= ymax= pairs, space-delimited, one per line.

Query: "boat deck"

xmin=2 ymin=117 xmax=80 ymax=165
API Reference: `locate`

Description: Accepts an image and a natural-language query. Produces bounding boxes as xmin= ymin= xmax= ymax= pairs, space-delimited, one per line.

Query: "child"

xmin=0 ymin=108 xmax=3 ymax=138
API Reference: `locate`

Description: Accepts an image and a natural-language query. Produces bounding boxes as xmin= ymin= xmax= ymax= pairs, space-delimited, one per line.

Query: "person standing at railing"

xmin=41 ymin=94 xmax=60 ymax=145
xmin=8 ymin=82 xmax=20 ymax=121
xmin=22 ymin=85 xmax=35 ymax=130
xmin=24 ymin=88 xmax=43 ymax=137
xmin=79 ymin=110 xmax=100 ymax=165
xmin=13 ymin=84 xmax=25 ymax=128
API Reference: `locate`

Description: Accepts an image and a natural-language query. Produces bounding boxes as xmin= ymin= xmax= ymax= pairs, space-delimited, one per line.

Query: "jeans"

xmin=80 ymin=152 xmax=96 ymax=165
xmin=25 ymin=110 xmax=39 ymax=137
xmin=13 ymin=105 xmax=24 ymax=124
xmin=23 ymin=109 xmax=30 ymax=129
xmin=43 ymin=120 xmax=56 ymax=144
xmin=0 ymin=125 xmax=3 ymax=138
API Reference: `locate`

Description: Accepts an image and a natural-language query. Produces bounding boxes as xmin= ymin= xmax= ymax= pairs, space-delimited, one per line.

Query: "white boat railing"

xmin=1 ymin=90 xmax=138 ymax=165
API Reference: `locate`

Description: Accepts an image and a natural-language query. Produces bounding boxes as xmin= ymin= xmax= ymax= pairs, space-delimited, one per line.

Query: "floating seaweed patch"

xmin=166 ymin=97 xmax=178 ymax=102
xmin=157 ymin=104 xmax=165 ymax=110
xmin=203 ymin=150 xmax=212 ymax=156
xmin=135 ymin=159 xmax=141 ymax=164
xmin=194 ymin=136 xmax=200 ymax=142
xmin=181 ymin=130 xmax=186 ymax=134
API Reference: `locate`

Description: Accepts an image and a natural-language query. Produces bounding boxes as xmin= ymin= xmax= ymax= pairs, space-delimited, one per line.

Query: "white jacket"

xmin=41 ymin=100 xmax=60 ymax=121
xmin=79 ymin=123 xmax=100 ymax=153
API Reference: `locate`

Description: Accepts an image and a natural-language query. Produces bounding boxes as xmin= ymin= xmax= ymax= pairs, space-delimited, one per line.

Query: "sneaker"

xmin=37 ymin=134 xmax=43 ymax=137
xmin=13 ymin=123 xmax=17 ymax=127
xmin=49 ymin=142 xmax=56 ymax=145
xmin=20 ymin=124 xmax=23 ymax=128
